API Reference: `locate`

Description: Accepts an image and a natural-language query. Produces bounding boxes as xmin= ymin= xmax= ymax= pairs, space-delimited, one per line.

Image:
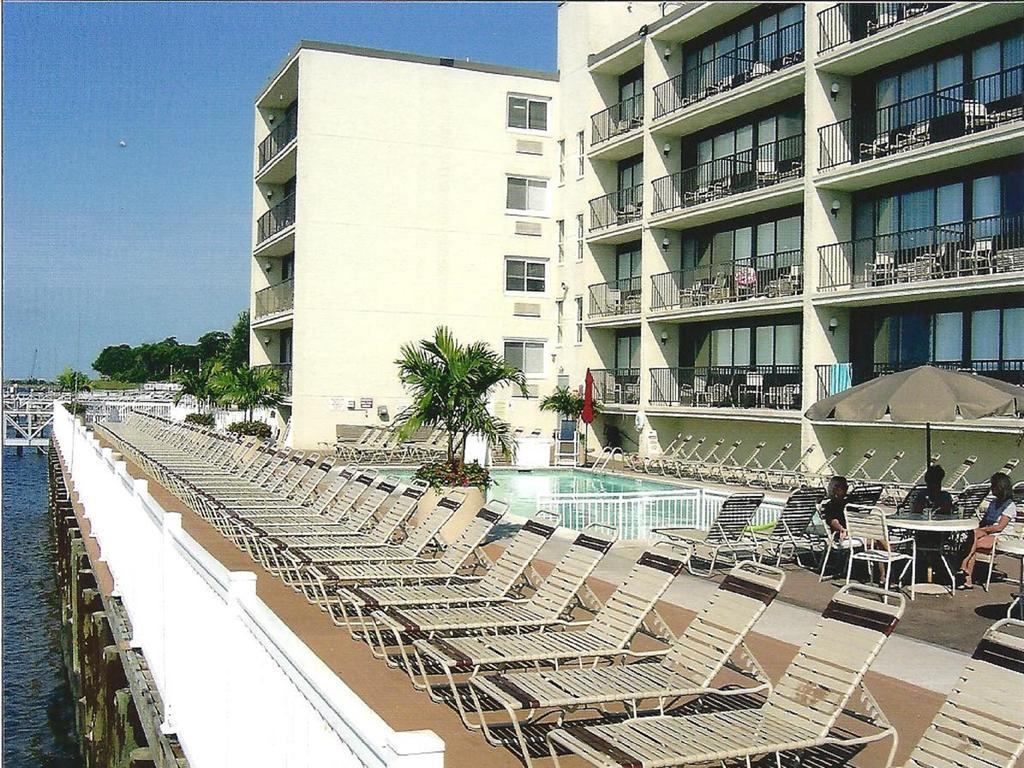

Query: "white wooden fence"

xmin=52 ymin=404 xmax=443 ymax=768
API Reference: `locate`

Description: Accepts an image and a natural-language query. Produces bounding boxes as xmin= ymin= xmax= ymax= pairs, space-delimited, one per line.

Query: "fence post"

xmin=161 ymin=511 xmax=183 ymax=735
xmin=225 ymin=571 xmax=258 ymax=768
xmin=385 ymin=730 xmax=446 ymax=768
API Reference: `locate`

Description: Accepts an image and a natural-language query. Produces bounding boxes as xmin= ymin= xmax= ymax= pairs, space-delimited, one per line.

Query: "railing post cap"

xmin=163 ymin=511 xmax=183 ymax=531
xmin=228 ymin=571 xmax=258 ymax=598
xmin=386 ymin=730 xmax=446 ymax=757
xmin=132 ymin=478 xmax=148 ymax=493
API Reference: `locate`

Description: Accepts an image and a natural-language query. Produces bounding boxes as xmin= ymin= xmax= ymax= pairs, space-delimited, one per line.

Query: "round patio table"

xmin=888 ymin=514 xmax=978 ymax=596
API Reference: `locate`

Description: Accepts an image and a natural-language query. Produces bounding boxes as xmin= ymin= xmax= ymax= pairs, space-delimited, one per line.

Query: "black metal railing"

xmin=256 ymin=194 xmax=296 ymax=244
xmin=816 ymin=360 xmax=1024 ymax=400
xmin=591 ymin=95 xmax=644 ymax=146
xmin=591 ymin=368 xmax=641 ymax=405
xmin=257 ymin=108 xmax=298 ymax=170
xmin=652 ymin=21 xmax=803 ymax=119
xmin=589 ymin=185 xmax=644 ymax=231
xmin=818 ymin=213 xmax=1024 ymax=291
xmin=650 ymin=249 xmax=802 ymax=311
xmin=254 ymin=278 xmax=295 ymax=319
xmin=819 ymin=67 xmax=1023 ymax=171
xmin=256 ymin=363 xmax=292 ymax=395
xmin=817 ymin=3 xmax=950 ymax=54
xmin=651 ymin=135 xmax=803 ymax=215
xmin=589 ymin=276 xmax=642 ymax=318
xmin=650 ymin=365 xmax=802 ymax=409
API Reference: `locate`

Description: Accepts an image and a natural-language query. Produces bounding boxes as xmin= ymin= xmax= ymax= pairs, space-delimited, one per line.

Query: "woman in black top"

xmin=822 ymin=475 xmax=850 ymax=539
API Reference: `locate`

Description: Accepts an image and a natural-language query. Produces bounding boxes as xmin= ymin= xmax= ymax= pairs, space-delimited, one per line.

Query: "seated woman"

xmin=822 ymin=475 xmax=891 ymax=584
xmin=912 ymin=465 xmax=954 ymax=516
xmin=958 ymin=472 xmax=1017 ymax=589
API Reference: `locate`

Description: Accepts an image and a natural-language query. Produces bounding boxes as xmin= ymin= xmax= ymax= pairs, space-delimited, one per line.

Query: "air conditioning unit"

xmin=513 ymin=302 xmax=542 ymax=318
xmin=515 ymin=139 xmax=544 ymax=156
xmin=514 ymin=221 xmax=542 ymax=237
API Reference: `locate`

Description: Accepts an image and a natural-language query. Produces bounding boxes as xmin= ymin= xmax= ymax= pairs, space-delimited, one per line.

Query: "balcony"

xmin=818 ymin=214 xmax=1024 ymax=294
xmin=257 ymin=108 xmax=298 ymax=172
xmin=256 ymin=194 xmax=295 ymax=245
xmin=816 ymin=3 xmax=949 ymax=55
xmin=818 ymin=68 xmax=1023 ymax=173
xmin=588 ymin=185 xmax=643 ymax=237
xmin=650 ymin=365 xmax=802 ymax=410
xmin=256 ymin=363 xmax=292 ymax=396
xmin=650 ymin=250 xmax=802 ymax=315
xmin=651 ymin=136 xmax=803 ymax=216
xmin=652 ymin=21 xmax=803 ymax=121
xmin=591 ymin=95 xmax=643 ymax=146
xmin=588 ymin=277 xmax=641 ymax=321
xmin=253 ymin=278 xmax=294 ymax=321
xmin=591 ymin=368 xmax=640 ymax=406
xmin=815 ymin=360 xmax=1024 ymax=400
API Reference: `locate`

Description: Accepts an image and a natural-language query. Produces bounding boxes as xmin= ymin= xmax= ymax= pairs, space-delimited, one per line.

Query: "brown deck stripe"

xmin=573 ymin=533 xmax=614 ymax=553
xmin=567 ymin=727 xmax=642 ymax=768
xmin=972 ymin=639 xmax=1024 ymax=674
xmin=523 ymin=520 xmax=557 ymax=538
xmin=638 ymin=551 xmax=684 ymax=575
xmin=387 ymin=608 xmax=420 ymax=634
xmin=438 ymin=496 xmax=462 ymax=509
xmin=489 ymin=675 xmax=540 ymax=708
xmin=477 ymin=508 xmax=502 ymax=523
xmin=431 ymin=638 xmax=474 ymax=670
xmin=721 ymin=574 xmax=778 ymax=605
xmin=823 ymin=601 xmax=899 ymax=636
xmin=349 ymin=585 xmax=378 ymax=610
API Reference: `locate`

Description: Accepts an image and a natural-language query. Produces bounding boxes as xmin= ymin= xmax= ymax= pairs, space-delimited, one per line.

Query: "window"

xmin=505 ymin=258 xmax=546 ymax=293
xmin=576 ymin=131 xmax=585 ymax=178
xmin=503 ymin=339 xmax=545 ymax=376
xmin=556 ymin=219 xmax=565 ymax=263
xmin=506 ymin=176 xmax=548 ymax=213
xmin=574 ymin=296 xmax=583 ymax=344
xmin=615 ymin=330 xmax=641 ymax=369
xmin=575 ymin=214 xmax=584 ymax=261
xmin=556 ymin=299 xmax=564 ymax=346
xmin=507 ymin=95 xmax=548 ymax=131
xmin=558 ymin=140 xmax=566 ymax=185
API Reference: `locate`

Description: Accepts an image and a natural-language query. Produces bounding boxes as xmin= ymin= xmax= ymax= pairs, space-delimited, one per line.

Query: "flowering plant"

xmin=413 ymin=459 xmax=492 ymax=491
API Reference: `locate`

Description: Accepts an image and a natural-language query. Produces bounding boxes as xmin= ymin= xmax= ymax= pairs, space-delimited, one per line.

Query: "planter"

xmin=414 ymin=486 xmax=486 ymax=544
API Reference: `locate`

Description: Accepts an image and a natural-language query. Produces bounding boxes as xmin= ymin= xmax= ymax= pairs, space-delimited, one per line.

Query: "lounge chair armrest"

xmin=651 ymin=526 xmax=700 ymax=540
xmin=548 ymin=619 xmax=592 ymax=629
xmin=620 ymin=648 xmax=670 ymax=661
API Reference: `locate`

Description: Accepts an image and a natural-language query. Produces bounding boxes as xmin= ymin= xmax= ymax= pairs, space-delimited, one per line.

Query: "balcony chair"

xmin=895 ymin=120 xmax=930 ymax=152
xmin=734 ymin=265 xmax=758 ymax=298
xmin=868 ymin=251 xmax=897 ymax=285
xmin=964 ymin=99 xmax=996 ymax=133
xmin=860 ymin=132 xmax=892 ymax=161
xmin=738 ymin=372 xmax=764 ymax=408
xmin=764 ymin=383 xmax=801 ymax=409
xmin=706 ymin=272 xmax=730 ymax=303
xmin=867 ymin=6 xmax=899 ymax=35
xmin=995 ymin=245 xmax=1024 ymax=273
xmin=755 ymin=158 xmax=779 ymax=187
xmin=958 ymin=238 xmax=995 ymax=275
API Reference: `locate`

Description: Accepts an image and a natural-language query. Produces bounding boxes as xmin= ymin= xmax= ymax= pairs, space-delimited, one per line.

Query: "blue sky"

xmin=2 ymin=2 xmax=557 ymax=379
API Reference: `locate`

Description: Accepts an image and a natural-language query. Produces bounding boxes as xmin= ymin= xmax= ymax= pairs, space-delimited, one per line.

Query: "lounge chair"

xmin=752 ymin=486 xmax=827 ymax=567
xmin=468 ymin=562 xmax=785 ymax=766
xmin=548 ymin=584 xmax=905 ymax=768
xmin=654 ymin=492 xmax=765 ymax=576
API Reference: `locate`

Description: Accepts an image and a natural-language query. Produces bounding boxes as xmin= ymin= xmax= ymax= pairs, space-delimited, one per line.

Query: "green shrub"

xmin=413 ymin=460 xmax=492 ymax=491
xmin=227 ymin=420 xmax=272 ymax=439
xmin=89 ymin=379 xmax=138 ymax=391
xmin=63 ymin=401 xmax=88 ymax=416
xmin=184 ymin=413 xmax=216 ymax=428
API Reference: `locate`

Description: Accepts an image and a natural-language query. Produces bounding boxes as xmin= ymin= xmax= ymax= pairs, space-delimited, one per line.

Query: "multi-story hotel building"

xmin=251 ymin=2 xmax=1024 ymax=476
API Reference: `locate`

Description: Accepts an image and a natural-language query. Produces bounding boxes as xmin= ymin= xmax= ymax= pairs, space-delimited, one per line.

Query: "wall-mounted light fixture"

xmin=266 ymin=190 xmax=274 ymax=199
xmin=262 ymin=336 xmax=272 ymax=344
xmin=828 ymin=317 xmax=839 ymax=335
xmin=659 ymin=331 xmax=669 ymax=345
xmin=662 ymin=142 xmax=672 ymax=155
xmin=560 ymin=281 xmax=568 ymax=293
xmin=268 ymin=114 xmax=276 ymax=123
xmin=264 ymin=261 xmax=274 ymax=272
xmin=830 ymin=199 xmax=841 ymax=217
xmin=661 ymin=236 xmax=671 ymax=250
xmin=830 ymin=82 xmax=841 ymax=101
xmin=663 ymin=46 xmax=672 ymax=59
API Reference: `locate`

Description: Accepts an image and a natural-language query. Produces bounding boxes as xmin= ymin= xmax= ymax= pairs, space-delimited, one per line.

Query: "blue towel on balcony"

xmin=831 ymin=363 xmax=853 ymax=395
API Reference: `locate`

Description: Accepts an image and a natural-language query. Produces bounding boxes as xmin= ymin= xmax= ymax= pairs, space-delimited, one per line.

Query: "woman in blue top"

xmin=958 ymin=472 xmax=1017 ymax=589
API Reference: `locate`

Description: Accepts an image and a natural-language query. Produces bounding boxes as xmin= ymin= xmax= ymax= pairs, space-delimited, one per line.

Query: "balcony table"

xmin=888 ymin=513 xmax=978 ymax=596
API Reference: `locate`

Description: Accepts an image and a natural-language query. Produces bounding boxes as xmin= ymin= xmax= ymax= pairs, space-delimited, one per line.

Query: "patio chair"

xmin=965 ymin=99 xmax=996 ymax=132
xmin=664 ymin=437 xmax=720 ymax=478
xmin=869 ymin=251 xmax=897 ymax=285
xmin=368 ymin=524 xmax=618 ymax=670
xmin=956 ymin=482 xmax=993 ymax=517
xmin=653 ymin=492 xmax=765 ymax=576
xmin=947 ymin=455 xmax=979 ymax=490
xmin=959 ymin=239 xmax=995 ymax=275
xmin=411 ymin=544 xmax=686 ymax=724
xmin=843 ymin=505 xmax=916 ymax=599
xmin=860 ymin=133 xmax=892 ymax=161
xmin=896 ymin=619 xmax=1024 ymax=768
xmin=468 ymin=562 xmax=785 ymax=767
xmin=762 ymin=445 xmax=816 ymax=490
xmin=547 ymin=584 xmax=905 ymax=768
xmin=895 ymin=120 xmax=930 ymax=152
xmin=694 ymin=439 xmax=744 ymax=482
xmin=752 ymin=486 xmax=827 ymax=567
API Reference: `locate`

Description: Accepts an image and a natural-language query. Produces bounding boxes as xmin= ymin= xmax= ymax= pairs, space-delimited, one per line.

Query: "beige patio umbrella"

xmin=806 ymin=365 xmax=1024 ymax=473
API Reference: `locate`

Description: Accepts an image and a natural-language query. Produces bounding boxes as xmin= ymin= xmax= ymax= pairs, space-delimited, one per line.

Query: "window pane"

xmin=756 ymin=222 xmax=776 ymax=255
xmin=972 ymin=175 xmax=1000 ymax=220
xmin=971 ymin=310 xmax=1000 ymax=360
xmin=528 ymin=100 xmax=547 ymax=130
xmin=713 ymin=132 xmax=735 ymax=159
xmin=713 ymin=230 xmax=734 ymax=262
xmin=504 ymin=342 xmax=524 ymax=370
xmin=1003 ymin=308 xmax=1024 ymax=358
xmin=734 ymin=227 xmax=753 ymax=261
xmin=526 ymin=180 xmax=547 ymax=211
xmin=936 ymin=55 xmax=963 ymax=91
xmin=1004 ymin=34 xmax=1024 ymax=70
xmin=755 ymin=326 xmax=775 ymax=366
xmin=775 ymin=324 xmax=801 ymax=365
xmin=506 ymin=177 xmax=527 ymax=209
xmin=777 ymin=216 xmax=802 ymax=253
xmin=972 ymin=42 xmax=1001 ymax=78
xmin=526 ymin=262 xmax=545 ymax=278
xmin=711 ymin=328 xmax=733 ymax=366
xmin=524 ymin=343 xmax=544 ymax=374
xmin=901 ymin=314 xmax=931 ymax=366
xmin=734 ymin=328 xmax=752 ymax=366
xmin=936 ymin=183 xmax=964 ymax=225
xmin=508 ymin=97 xmax=528 ymax=129
xmin=932 ymin=312 xmax=963 ymax=361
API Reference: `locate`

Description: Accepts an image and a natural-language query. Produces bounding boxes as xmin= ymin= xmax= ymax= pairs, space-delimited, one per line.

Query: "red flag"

xmin=581 ymin=369 xmax=595 ymax=424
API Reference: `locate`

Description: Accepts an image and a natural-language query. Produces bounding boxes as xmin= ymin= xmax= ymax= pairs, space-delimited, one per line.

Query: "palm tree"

xmin=395 ymin=326 xmax=527 ymax=465
xmin=172 ymin=363 xmax=216 ymax=413
xmin=210 ymin=364 xmax=283 ymax=421
xmin=538 ymin=386 xmax=602 ymax=421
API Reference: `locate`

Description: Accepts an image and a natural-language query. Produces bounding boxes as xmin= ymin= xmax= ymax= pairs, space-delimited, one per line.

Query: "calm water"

xmin=2 ymin=448 xmax=83 ymax=768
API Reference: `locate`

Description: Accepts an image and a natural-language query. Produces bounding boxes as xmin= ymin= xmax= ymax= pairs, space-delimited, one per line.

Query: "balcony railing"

xmin=257 ymin=194 xmax=296 ymax=245
xmin=652 ymin=21 xmax=803 ymax=119
xmin=818 ymin=214 xmax=1024 ymax=292
xmin=591 ymin=368 xmax=641 ymax=405
xmin=819 ymin=68 xmax=1023 ymax=171
xmin=589 ymin=276 xmax=641 ymax=318
xmin=817 ymin=3 xmax=950 ymax=54
xmin=589 ymin=185 xmax=643 ymax=231
xmin=650 ymin=250 xmax=802 ymax=311
xmin=254 ymin=278 xmax=294 ymax=319
xmin=257 ymin=107 xmax=298 ymax=171
xmin=591 ymin=95 xmax=643 ymax=146
xmin=815 ymin=360 xmax=1024 ymax=400
xmin=650 ymin=365 xmax=802 ymax=409
xmin=256 ymin=363 xmax=292 ymax=396
xmin=651 ymin=136 xmax=803 ymax=215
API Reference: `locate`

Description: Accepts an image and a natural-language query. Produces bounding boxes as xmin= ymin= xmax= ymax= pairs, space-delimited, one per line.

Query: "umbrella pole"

xmin=925 ymin=421 xmax=932 ymax=476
